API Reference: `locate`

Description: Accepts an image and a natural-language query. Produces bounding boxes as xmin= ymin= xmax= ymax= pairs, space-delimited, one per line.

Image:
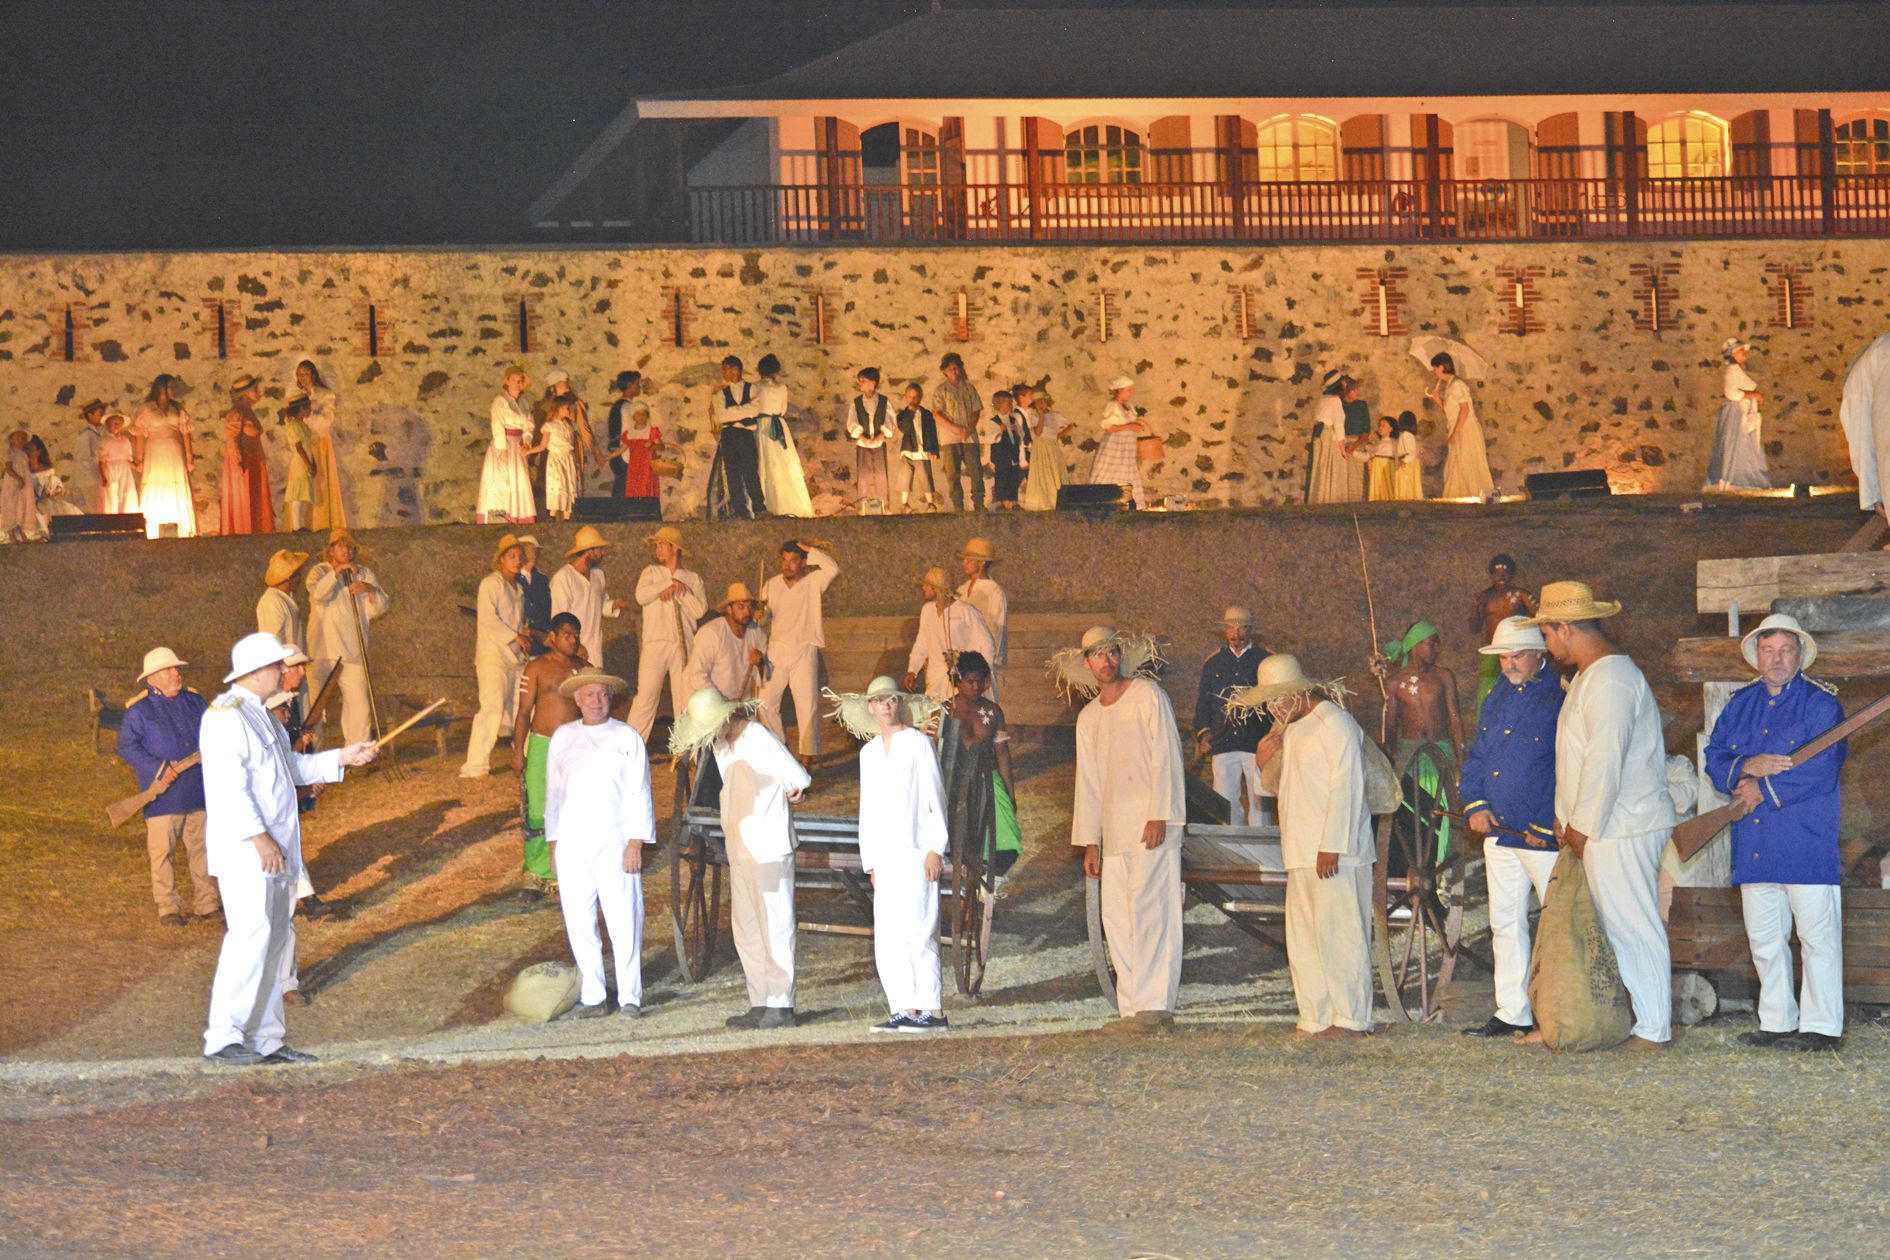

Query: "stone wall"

xmin=1 ymin=239 xmax=1882 ymax=528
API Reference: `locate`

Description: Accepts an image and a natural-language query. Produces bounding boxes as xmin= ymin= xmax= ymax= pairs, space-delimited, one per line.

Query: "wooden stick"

xmin=370 ymin=698 xmax=447 ymax=751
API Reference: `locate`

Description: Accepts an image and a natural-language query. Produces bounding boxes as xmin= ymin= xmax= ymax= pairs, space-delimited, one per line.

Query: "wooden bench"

xmin=1669 ymin=886 xmax=1890 ymax=1005
xmin=379 ymin=693 xmax=454 ymax=758
xmin=86 ymin=689 xmax=126 ymax=754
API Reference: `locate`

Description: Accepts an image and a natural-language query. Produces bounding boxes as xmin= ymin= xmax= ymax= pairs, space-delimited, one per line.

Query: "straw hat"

xmin=960 ymin=537 xmax=997 ymax=564
xmin=1321 ymin=368 xmax=1351 ymax=390
xmin=1107 ymin=375 xmax=1135 ymax=392
xmin=645 ymin=525 xmax=685 ymax=551
xmin=1218 ymin=606 xmax=1255 ymax=629
xmin=137 ymin=646 xmax=188 ymax=682
xmin=717 ymin=582 xmax=759 ymax=611
xmin=230 ymin=373 xmax=260 ymax=393
xmin=1520 ymin=581 xmax=1622 ymax=626
xmin=80 ymin=398 xmax=106 ymax=414
xmin=1741 ymin=612 xmax=1818 ymax=672
xmin=566 ymin=525 xmax=611 ymax=557
xmin=492 ymin=532 xmax=525 ymax=569
xmin=264 ymin=549 xmax=310 ymax=587
xmin=669 ymin=687 xmax=763 ymax=759
xmin=824 ymin=676 xmax=942 ymax=741
xmin=1224 ymin=653 xmax=1350 ymax=719
xmin=325 ymin=527 xmax=360 ymax=557
xmin=1478 ymin=615 xmax=1547 ymax=656
xmin=558 ymin=666 xmax=630 ymax=699
xmin=1047 ymin=625 xmax=1164 ymax=700
xmin=918 ymin=566 xmax=952 ymax=595
xmin=224 ymin=632 xmax=294 ymax=683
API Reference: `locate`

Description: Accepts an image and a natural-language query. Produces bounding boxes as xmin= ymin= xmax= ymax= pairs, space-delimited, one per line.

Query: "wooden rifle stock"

xmin=302 ymin=659 xmax=344 ymax=732
xmin=106 ymin=753 xmax=202 ymax=828
xmin=1672 ymin=686 xmax=1890 ymax=861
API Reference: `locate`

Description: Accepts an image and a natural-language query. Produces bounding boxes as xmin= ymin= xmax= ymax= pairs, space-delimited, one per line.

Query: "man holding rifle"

xmin=1704 ymin=613 xmax=1847 ymax=1051
xmin=118 ymin=646 xmax=216 ymax=927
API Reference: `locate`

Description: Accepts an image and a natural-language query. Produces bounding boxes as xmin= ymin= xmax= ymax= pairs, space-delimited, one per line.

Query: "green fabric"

xmin=522 ymin=732 xmax=554 ymax=880
xmin=1342 ymin=397 xmax=1373 ymax=438
xmin=1396 ymin=738 xmax=1454 ymax=863
xmin=993 ymin=772 xmax=1021 ymax=856
xmin=1382 ymin=620 xmax=1439 ymax=669
xmin=1475 ymin=652 xmax=1501 ymax=722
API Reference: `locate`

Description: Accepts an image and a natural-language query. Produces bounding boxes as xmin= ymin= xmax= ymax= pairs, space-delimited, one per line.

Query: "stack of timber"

xmin=1670 ymin=887 xmax=1890 ymax=1005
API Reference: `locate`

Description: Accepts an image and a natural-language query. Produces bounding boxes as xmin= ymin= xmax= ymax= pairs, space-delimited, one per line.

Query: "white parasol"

xmin=1408 ymin=335 xmax=1490 ymax=382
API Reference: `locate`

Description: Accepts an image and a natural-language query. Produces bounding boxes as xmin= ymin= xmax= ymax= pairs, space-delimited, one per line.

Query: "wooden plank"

xmin=1672 ymin=631 xmax=1890 ymax=681
xmin=1842 ymin=516 xmax=1890 ymax=553
xmin=1696 ymin=553 xmax=1890 ymax=614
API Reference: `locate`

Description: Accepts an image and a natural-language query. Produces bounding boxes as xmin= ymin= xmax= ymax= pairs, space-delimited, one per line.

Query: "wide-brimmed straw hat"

xmin=224 ymin=632 xmax=294 ymax=683
xmin=264 ymin=548 xmax=310 ymax=587
xmin=1048 ymin=625 xmax=1164 ymax=699
xmin=137 ymin=646 xmax=188 ymax=682
xmin=917 ymin=565 xmax=952 ymax=594
xmin=1520 ymin=581 xmax=1622 ymax=626
xmin=325 ymin=527 xmax=360 ymax=557
xmin=645 ymin=525 xmax=685 ymax=551
xmin=230 ymin=373 xmax=260 ymax=393
xmin=566 ymin=525 xmax=611 ymax=557
xmin=1218 ymin=606 xmax=1255 ymax=629
xmin=824 ymin=676 xmax=942 ymax=741
xmin=669 ymin=686 xmax=764 ymax=759
xmin=960 ymin=537 xmax=997 ymax=564
xmin=558 ymin=666 xmax=630 ymax=699
xmin=492 ymin=532 xmax=525 ymax=569
xmin=1224 ymin=653 xmax=1350 ymax=719
xmin=1478 ymin=615 xmax=1547 ymax=655
xmin=1741 ymin=612 xmax=1818 ymax=672
xmin=717 ymin=582 xmax=759 ymax=611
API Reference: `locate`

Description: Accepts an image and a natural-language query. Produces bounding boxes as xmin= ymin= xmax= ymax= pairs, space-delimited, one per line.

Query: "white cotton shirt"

xmin=857 ymin=725 xmax=949 ymax=874
xmin=473 ymin=571 xmax=526 ymax=665
xmin=255 ymin=586 xmax=305 ymax=656
xmin=544 ymin=717 xmax=655 ymax=855
xmin=907 ymin=599 xmax=996 ymax=700
xmin=1072 ymin=677 xmax=1188 ymax=858
xmin=956 ymin=576 xmax=1008 ymax=666
xmin=550 ymin=562 xmax=621 ymax=667
xmin=713 ymin=720 xmax=811 ymax=862
xmin=635 ymin=563 xmax=707 ymax=647
xmin=199 ymin=686 xmax=344 ymax=880
xmin=1554 ymin=654 xmax=1677 ymax=843
xmin=1277 ymin=700 xmax=1374 ymax=870
xmin=761 ymin=546 xmax=839 ymax=653
xmin=305 ymin=562 xmax=387 ymax=663
xmin=691 ymin=617 xmax=768 ymax=701
xmin=1840 ymin=332 xmax=1890 ymax=512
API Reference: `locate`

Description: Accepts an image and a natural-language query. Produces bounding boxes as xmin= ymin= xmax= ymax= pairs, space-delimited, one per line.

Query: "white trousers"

xmin=460 ymin=648 xmax=520 ymax=775
xmin=729 ymin=844 xmax=797 ymax=1009
xmin=1742 ymin=882 xmax=1844 ymax=1037
xmin=1211 ymin=751 xmax=1263 ymax=827
xmin=1484 ymin=839 xmax=1559 ymax=1027
xmin=872 ymin=847 xmax=941 ymax=1013
xmin=1285 ymin=863 xmax=1375 ymax=1033
xmin=554 ymin=843 xmax=646 ymax=1008
xmin=628 ymin=638 xmax=692 ymax=740
xmin=314 ymin=658 xmax=373 ymax=746
xmin=204 ymin=869 xmax=298 ymax=1057
xmin=1099 ymin=827 xmax=1185 ymax=1018
xmin=1583 ymin=830 xmax=1673 ymax=1043
xmin=760 ymin=644 xmax=822 ymax=757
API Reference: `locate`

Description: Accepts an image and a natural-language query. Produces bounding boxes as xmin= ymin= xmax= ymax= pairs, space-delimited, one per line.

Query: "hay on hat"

xmin=668 ymin=687 xmax=764 ymax=760
xmin=1478 ymin=615 xmax=1547 ymax=656
xmin=1047 ymin=626 xmax=1164 ymax=700
xmin=1223 ymin=653 xmax=1351 ymax=721
xmin=823 ymin=676 xmax=942 ymax=741
xmin=960 ymin=537 xmax=997 ymax=564
xmin=566 ymin=525 xmax=611 ymax=557
xmin=558 ymin=666 xmax=630 ymax=699
xmin=1519 ymin=581 xmax=1622 ymax=627
xmin=1741 ymin=612 xmax=1818 ymax=673
xmin=918 ymin=565 xmax=951 ymax=595
xmin=644 ymin=525 xmax=685 ymax=551
xmin=492 ymin=532 xmax=524 ymax=569
xmin=264 ymin=549 xmax=310 ymax=587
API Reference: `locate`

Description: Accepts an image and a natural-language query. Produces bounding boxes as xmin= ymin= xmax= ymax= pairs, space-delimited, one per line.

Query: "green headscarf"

xmin=1382 ymin=620 xmax=1439 ymax=669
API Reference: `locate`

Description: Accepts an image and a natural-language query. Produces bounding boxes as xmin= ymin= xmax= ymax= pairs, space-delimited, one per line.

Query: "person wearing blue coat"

xmin=1704 ymin=614 xmax=1847 ymax=1051
xmin=117 ymin=646 xmax=217 ymax=926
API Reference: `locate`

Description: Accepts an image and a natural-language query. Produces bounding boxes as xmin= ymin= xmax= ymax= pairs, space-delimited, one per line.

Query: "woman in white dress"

xmin=1307 ymin=369 xmax=1362 ymax=504
xmin=540 ymin=399 xmax=578 ymax=520
xmin=296 ymin=360 xmax=348 ymax=530
xmin=1704 ymin=337 xmax=1770 ymax=490
xmin=1429 ymin=353 xmax=1494 ymax=499
xmin=476 ymin=364 xmax=537 ymax=524
xmin=131 ymin=374 xmax=198 ymax=538
xmin=1019 ymin=390 xmax=1070 ymax=511
xmin=753 ymin=353 xmax=814 ymax=517
xmin=1089 ymin=376 xmax=1147 ymax=509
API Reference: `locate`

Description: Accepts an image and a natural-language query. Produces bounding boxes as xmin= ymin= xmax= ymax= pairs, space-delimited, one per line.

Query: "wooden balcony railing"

xmin=681 ymin=175 xmax=1890 ymax=246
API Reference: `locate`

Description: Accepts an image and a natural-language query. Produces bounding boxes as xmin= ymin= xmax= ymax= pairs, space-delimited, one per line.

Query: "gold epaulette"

xmin=1806 ymin=675 xmax=1839 ymax=696
xmin=210 ymin=693 xmax=245 ymax=712
xmin=125 ymin=692 xmax=146 ymax=708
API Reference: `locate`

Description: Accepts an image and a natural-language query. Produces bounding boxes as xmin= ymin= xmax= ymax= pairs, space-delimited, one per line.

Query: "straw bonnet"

xmin=558 ymin=666 xmax=630 ymax=699
xmin=264 ymin=549 xmax=310 ymax=586
xmin=824 ymin=676 xmax=942 ymax=741
xmin=1218 ymin=606 xmax=1256 ymax=629
xmin=918 ymin=565 xmax=952 ymax=594
xmin=230 ymin=373 xmax=260 ymax=393
xmin=645 ymin=525 xmax=686 ymax=551
xmin=1048 ymin=625 xmax=1164 ymax=699
xmin=137 ymin=646 xmax=189 ymax=682
xmin=717 ymin=582 xmax=759 ymax=611
xmin=281 ymin=644 xmax=310 ymax=667
xmin=1478 ymin=615 xmax=1547 ymax=656
xmin=1721 ymin=336 xmax=1751 ymax=360
xmin=566 ymin=525 xmax=611 ymax=557
xmin=1521 ymin=581 xmax=1622 ymax=625
xmin=1224 ymin=653 xmax=1351 ymax=719
xmin=960 ymin=537 xmax=998 ymax=564
xmin=224 ymin=632 xmax=294 ymax=683
xmin=1741 ymin=612 xmax=1818 ymax=672
xmin=492 ymin=532 xmax=525 ymax=569
xmin=1107 ymin=375 xmax=1135 ymax=392
xmin=669 ymin=686 xmax=764 ymax=759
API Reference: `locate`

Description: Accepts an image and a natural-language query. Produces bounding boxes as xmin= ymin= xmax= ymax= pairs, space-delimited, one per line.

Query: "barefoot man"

xmin=1380 ymin=620 xmax=1464 ymax=870
xmin=513 ymin=612 xmax=585 ymax=901
xmin=1469 ymin=554 xmax=1537 ymax=716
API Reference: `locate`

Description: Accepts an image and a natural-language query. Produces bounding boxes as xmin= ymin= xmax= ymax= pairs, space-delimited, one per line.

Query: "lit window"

xmin=1064 ymin=125 xmax=1143 ymax=185
xmin=1836 ymin=116 xmax=1890 ymax=175
xmin=1647 ymin=113 xmax=1728 ymax=178
xmin=1253 ymin=115 xmax=1339 ymax=183
xmin=903 ymin=127 xmax=940 ymax=186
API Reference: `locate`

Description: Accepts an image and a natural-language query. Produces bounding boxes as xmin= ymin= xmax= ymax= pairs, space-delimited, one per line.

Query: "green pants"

xmin=523 ymin=732 xmax=554 ymax=881
xmin=994 ymin=773 xmax=1021 ymax=856
xmin=1396 ymin=738 xmax=1454 ymax=863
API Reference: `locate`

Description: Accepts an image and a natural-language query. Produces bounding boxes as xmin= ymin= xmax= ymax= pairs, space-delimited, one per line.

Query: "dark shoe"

xmin=1784 ymin=1031 xmax=1843 ymax=1052
xmin=263 ymin=1046 xmax=318 ymax=1065
xmin=562 ymin=1001 xmax=612 ymax=1021
xmin=992 ymin=850 xmax=1020 ymax=877
xmin=871 ymin=1013 xmax=914 ymax=1034
xmin=757 ymin=1007 xmax=796 ymax=1029
xmin=1464 ymin=1016 xmax=1532 ymax=1039
xmin=725 ymin=1007 xmax=766 ymax=1030
xmin=517 ymin=885 xmax=546 ymax=906
xmin=903 ymin=1013 xmax=950 ymax=1033
xmin=617 ymin=1004 xmax=641 ymax=1019
xmin=205 ymin=1044 xmax=265 ymax=1066
xmin=285 ymin=989 xmax=313 ymax=1007
xmin=1738 ymin=1028 xmax=1796 ymax=1048
xmin=159 ymin=913 xmax=188 ymax=928
xmin=300 ymin=895 xmax=338 ymax=921
xmin=194 ymin=908 xmax=225 ymax=924
xmin=1133 ymin=1010 xmax=1176 ymax=1033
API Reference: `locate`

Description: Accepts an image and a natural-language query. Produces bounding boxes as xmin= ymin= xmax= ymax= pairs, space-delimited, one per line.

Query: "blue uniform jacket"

xmin=1194 ymin=644 xmax=1270 ymax=756
xmin=1703 ymin=674 xmax=1845 ymax=886
xmin=1458 ymin=666 xmax=1561 ymax=848
xmin=116 ymin=685 xmax=209 ymax=817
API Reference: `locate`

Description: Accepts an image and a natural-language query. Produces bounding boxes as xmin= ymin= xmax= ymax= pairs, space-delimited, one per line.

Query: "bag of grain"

xmin=1526 ymin=849 xmax=1634 ymax=1052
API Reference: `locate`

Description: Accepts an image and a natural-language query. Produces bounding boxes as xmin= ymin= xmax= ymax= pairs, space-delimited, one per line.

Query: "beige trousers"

xmin=1285 ymin=863 xmax=1375 ymax=1034
xmin=314 ymin=659 xmax=372 ymax=746
xmin=146 ymin=811 xmax=218 ymax=917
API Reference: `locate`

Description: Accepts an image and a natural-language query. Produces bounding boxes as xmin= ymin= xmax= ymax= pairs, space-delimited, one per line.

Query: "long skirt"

xmin=475 ymin=440 xmax=536 ymax=524
xmin=1392 ymin=458 xmax=1424 ymax=500
xmin=220 ymin=452 xmax=275 ymax=535
xmin=1367 ymin=456 xmax=1398 ymax=501
xmin=757 ymin=415 xmax=814 ymax=517
xmin=138 ymin=437 xmax=197 ymax=539
xmin=1441 ymin=418 xmax=1495 ymax=499
xmin=310 ymin=434 xmax=348 ymax=530
xmin=544 ymin=450 xmax=578 ymax=517
xmin=1019 ymin=440 xmax=1064 ymax=510
xmin=1089 ymin=431 xmax=1144 ymax=507
xmin=1307 ymin=434 xmax=1360 ymax=504
xmin=854 ymin=445 xmax=889 ymax=504
xmin=1704 ymin=402 xmax=1770 ymax=489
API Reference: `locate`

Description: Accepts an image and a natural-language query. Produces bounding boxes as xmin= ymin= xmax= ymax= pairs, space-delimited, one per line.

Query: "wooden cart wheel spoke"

xmin=670 ymin=753 xmax=726 ymax=983
xmin=1083 ymin=875 xmax=1118 ymax=1011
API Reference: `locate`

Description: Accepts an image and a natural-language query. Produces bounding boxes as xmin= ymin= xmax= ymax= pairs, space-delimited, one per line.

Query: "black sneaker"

xmin=1463 ymin=1016 xmax=1532 ymax=1039
xmin=159 ymin=913 xmax=188 ymax=928
xmin=205 ymin=1045 xmax=265 ymax=1067
xmin=263 ymin=1046 xmax=318 ymax=1065
xmin=725 ymin=1007 xmax=766 ymax=1030
xmin=301 ymin=895 xmax=338 ymax=921
xmin=871 ymin=1013 xmax=914 ymax=1034
xmin=1784 ymin=1031 xmax=1843 ymax=1052
xmin=756 ymin=1007 xmax=795 ymax=1029
xmin=903 ymin=1013 xmax=949 ymax=1033
xmin=1738 ymin=1028 xmax=1796 ymax=1048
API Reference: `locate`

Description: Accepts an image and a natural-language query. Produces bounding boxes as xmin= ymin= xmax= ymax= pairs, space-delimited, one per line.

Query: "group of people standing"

xmin=1307 ymin=353 xmax=1493 ymax=505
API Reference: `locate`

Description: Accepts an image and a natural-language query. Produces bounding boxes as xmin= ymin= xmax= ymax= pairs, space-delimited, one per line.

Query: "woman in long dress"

xmin=131 ymin=373 xmax=197 ymax=539
xmin=754 ymin=353 xmax=813 ymax=517
xmin=1019 ymin=389 xmax=1069 ymax=511
xmin=219 ymin=375 xmax=275 ymax=535
xmin=280 ymin=397 xmax=316 ymax=531
xmin=476 ymin=364 xmax=537 ymax=524
xmin=296 ymin=360 xmax=348 ymax=530
xmin=1429 ymin=353 xmax=1494 ymax=499
xmin=1704 ymin=337 xmax=1770 ymax=490
xmin=1307 ymin=369 xmax=1363 ymax=504
xmin=1089 ymin=375 xmax=1147 ymax=509
xmin=27 ymin=437 xmax=83 ymax=538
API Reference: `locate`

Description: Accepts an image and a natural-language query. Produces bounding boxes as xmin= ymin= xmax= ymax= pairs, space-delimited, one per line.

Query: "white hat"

xmin=137 ymin=646 xmax=188 ymax=682
xmin=264 ymin=691 xmax=296 ymax=712
xmin=1721 ymin=337 xmax=1750 ymax=360
xmin=669 ymin=687 xmax=763 ymax=759
xmin=224 ymin=631 xmax=294 ymax=683
xmin=1741 ymin=612 xmax=1817 ymax=672
xmin=1218 ymin=606 xmax=1256 ymax=628
xmin=280 ymin=644 xmax=311 ymax=667
xmin=1107 ymin=375 xmax=1135 ymax=392
xmin=1047 ymin=626 xmax=1163 ymax=700
xmin=1477 ymin=615 xmax=1547 ymax=655
xmin=545 ymin=368 xmax=570 ymax=385
xmin=1322 ymin=367 xmax=1350 ymax=390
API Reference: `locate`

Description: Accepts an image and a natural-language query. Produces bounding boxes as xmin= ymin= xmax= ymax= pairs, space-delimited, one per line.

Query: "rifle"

xmin=1672 ymin=686 xmax=1890 ymax=861
xmin=106 ymin=753 xmax=202 ymax=828
xmin=299 ymin=660 xmax=344 ymax=747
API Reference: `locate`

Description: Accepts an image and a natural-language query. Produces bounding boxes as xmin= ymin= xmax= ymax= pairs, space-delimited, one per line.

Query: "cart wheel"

xmin=1382 ymin=741 xmax=1466 ymax=1021
xmin=669 ymin=754 xmax=724 ymax=982
xmin=951 ymin=836 xmax=996 ymax=997
xmin=1083 ymin=875 xmax=1119 ymax=1012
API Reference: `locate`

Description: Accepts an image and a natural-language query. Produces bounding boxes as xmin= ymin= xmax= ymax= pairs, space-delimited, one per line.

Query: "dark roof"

xmin=652 ymin=4 xmax=1890 ymax=100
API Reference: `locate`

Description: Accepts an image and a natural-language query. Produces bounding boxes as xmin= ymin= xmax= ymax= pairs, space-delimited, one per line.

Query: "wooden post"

xmin=1218 ymin=115 xmax=1247 ymax=239
xmin=940 ymin=116 xmax=968 ymax=241
xmin=1023 ymin=116 xmax=1045 ymax=242
xmin=1818 ymin=108 xmax=1838 ymax=236
xmin=819 ymin=116 xmax=844 ymax=241
xmin=1621 ymin=111 xmax=1641 ymax=237
xmin=1418 ymin=114 xmax=1445 ymax=239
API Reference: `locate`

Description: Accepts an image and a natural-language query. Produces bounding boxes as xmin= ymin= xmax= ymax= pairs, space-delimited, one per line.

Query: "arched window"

xmin=1646 ymin=113 xmax=1728 ymax=178
xmin=1253 ymin=115 xmax=1339 ymax=182
xmin=1836 ymin=116 xmax=1890 ymax=175
xmin=1064 ymin=124 xmax=1143 ymax=185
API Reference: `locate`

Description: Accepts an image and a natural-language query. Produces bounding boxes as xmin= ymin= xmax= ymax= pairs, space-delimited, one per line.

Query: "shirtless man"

xmin=512 ymin=612 xmax=585 ymax=903
xmin=945 ymin=651 xmax=1021 ymax=876
xmin=1469 ymin=554 xmax=1537 ymax=716
xmin=1379 ymin=620 xmax=1464 ymax=870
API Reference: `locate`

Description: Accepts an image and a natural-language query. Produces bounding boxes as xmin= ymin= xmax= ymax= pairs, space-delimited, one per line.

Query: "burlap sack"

xmin=506 ymin=961 xmax=580 ymax=1023
xmin=1526 ymin=850 xmax=1634 ymax=1052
